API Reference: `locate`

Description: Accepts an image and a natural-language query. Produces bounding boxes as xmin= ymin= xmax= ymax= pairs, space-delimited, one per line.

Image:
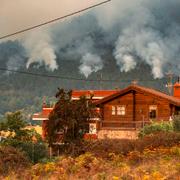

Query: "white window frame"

xmin=112 ymin=106 xmax=116 ymax=115
xmin=117 ymin=105 xmax=126 ymax=115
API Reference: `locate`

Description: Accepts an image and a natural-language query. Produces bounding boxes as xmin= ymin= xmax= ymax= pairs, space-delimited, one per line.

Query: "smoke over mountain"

xmin=22 ymin=30 xmax=58 ymax=71
xmin=0 ymin=0 xmax=180 ymax=78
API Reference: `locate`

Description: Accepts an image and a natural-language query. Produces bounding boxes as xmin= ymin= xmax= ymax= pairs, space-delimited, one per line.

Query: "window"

xmin=117 ymin=105 xmax=126 ymax=115
xmin=149 ymin=105 xmax=157 ymax=119
xmin=112 ymin=106 xmax=116 ymax=115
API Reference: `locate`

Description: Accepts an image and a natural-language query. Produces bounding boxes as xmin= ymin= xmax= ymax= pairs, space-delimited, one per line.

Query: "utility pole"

xmin=99 ymin=73 xmax=103 ymax=90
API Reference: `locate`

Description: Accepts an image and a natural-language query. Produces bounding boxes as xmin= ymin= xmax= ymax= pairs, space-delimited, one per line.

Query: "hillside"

xmin=0 ymin=54 xmax=167 ymax=116
xmin=1 ymin=133 xmax=180 ymax=179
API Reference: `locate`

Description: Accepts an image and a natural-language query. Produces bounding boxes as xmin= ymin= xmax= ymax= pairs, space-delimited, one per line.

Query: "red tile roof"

xmin=32 ymin=90 xmax=120 ymax=120
xmin=95 ymin=84 xmax=180 ymax=106
xmin=32 ymin=108 xmax=53 ymax=120
xmin=72 ymin=90 xmax=120 ymax=100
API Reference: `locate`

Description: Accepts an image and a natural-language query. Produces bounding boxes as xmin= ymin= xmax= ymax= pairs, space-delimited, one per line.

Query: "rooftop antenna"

xmin=177 ymin=76 xmax=180 ymax=83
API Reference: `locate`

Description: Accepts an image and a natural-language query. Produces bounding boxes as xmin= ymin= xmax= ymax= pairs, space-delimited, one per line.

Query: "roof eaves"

xmin=95 ymin=84 xmax=180 ymax=106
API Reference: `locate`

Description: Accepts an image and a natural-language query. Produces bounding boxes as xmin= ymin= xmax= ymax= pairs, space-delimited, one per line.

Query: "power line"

xmin=0 ymin=67 xmax=166 ymax=83
xmin=0 ymin=0 xmax=111 ymax=40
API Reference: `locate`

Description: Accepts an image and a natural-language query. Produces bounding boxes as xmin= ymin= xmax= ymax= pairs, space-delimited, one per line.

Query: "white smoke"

xmin=94 ymin=0 xmax=180 ymax=78
xmin=115 ymin=55 xmax=136 ymax=73
xmin=1 ymin=0 xmax=180 ymax=78
xmin=112 ymin=4 xmax=168 ymax=78
xmin=61 ymin=36 xmax=104 ymax=77
xmin=79 ymin=53 xmax=103 ymax=78
xmin=22 ymin=30 xmax=58 ymax=71
xmin=0 ymin=0 xmax=103 ymax=72
xmin=114 ymin=27 xmax=166 ymax=78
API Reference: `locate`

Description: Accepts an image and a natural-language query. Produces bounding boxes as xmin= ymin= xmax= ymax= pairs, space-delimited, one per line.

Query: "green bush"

xmin=1 ymin=139 xmax=48 ymax=163
xmin=138 ymin=121 xmax=173 ymax=138
xmin=173 ymin=116 xmax=180 ymax=132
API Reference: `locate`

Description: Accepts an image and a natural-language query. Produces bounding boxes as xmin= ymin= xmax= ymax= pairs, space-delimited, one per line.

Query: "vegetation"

xmin=138 ymin=121 xmax=173 ymax=138
xmin=0 ymin=111 xmax=28 ymax=139
xmin=47 ymin=88 xmax=96 ymax=146
xmin=66 ymin=132 xmax=180 ymax=157
xmin=0 ymin=111 xmax=180 ymax=179
xmin=2 ymin=139 xmax=48 ymax=164
xmin=0 ymin=111 xmax=48 ymax=163
xmin=1 ymin=133 xmax=180 ymax=179
xmin=0 ymin=146 xmax=30 ymax=176
xmin=27 ymin=146 xmax=180 ymax=179
xmin=173 ymin=115 xmax=180 ymax=132
xmin=138 ymin=117 xmax=180 ymax=137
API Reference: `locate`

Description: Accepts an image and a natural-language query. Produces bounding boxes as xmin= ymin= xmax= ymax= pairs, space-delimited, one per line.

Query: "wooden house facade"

xmin=94 ymin=84 xmax=180 ymax=138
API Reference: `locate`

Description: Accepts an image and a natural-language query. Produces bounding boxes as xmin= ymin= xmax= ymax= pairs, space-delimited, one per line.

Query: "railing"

xmin=100 ymin=121 xmax=151 ymax=129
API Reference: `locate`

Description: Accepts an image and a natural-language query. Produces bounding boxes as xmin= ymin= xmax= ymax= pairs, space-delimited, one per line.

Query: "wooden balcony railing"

xmin=100 ymin=121 xmax=151 ymax=129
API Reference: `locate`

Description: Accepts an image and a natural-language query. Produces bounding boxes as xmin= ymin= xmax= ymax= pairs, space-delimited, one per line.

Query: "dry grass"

xmin=2 ymin=143 xmax=180 ymax=179
xmin=0 ymin=146 xmax=30 ymax=177
xmin=1 ymin=132 xmax=180 ymax=179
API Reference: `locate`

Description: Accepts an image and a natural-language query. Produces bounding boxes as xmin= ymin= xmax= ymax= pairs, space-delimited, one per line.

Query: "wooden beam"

xmin=132 ymin=90 xmax=136 ymax=121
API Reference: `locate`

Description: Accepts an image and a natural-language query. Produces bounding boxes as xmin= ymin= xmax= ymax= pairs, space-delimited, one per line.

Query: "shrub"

xmin=0 ymin=146 xmax=30 ymax=176
xmin=138 ymin=121 xmax=173 ymax=138
xmin=127 ymin=151 xmax=143 ymax=164
xmin=81 ymin=132 xmax=180 ymax=157
xmin=137 ymin=132 xmax=180 ymax=151
xmin=1 ymin=138 xmax=48 ymax=163
xmin=173 ymin=116 xmax=180 ymax=132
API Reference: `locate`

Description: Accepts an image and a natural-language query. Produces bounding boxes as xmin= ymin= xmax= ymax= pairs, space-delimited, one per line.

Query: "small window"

xmin=117 ymin=105 xmax=126 ymax=115
xmin=112 ymin=106 xmax=116 ymax=115
xmin=149 ymin=110 xmax=156 ymax=119
xmin=149 ymin=105 xmax=157 ymax=119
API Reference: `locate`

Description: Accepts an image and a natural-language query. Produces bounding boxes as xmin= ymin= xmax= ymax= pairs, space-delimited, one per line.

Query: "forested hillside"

xmin=0 ymin=41 xmax=168 ymax=116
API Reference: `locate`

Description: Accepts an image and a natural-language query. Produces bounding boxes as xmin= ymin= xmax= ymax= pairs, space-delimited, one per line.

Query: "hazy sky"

xmin=0 ymin=0 xmax=105 ymax=37
xmin=1 ymin=0 xmax=180 ymax=78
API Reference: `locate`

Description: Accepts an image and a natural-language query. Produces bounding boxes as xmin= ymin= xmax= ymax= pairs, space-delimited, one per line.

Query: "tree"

xmin=0 ymin=111 xmax=48 ymax=163
xmin=0 ymin=111 xmax=27 ymax=139
xmin=47 ymin=89 xmax=96 ymax=146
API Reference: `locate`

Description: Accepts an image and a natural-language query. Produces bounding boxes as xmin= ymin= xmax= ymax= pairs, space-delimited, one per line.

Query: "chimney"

xmin=131 ymin=80 xmax=138 ymax=85
xmin=174 ymin=76 xmax=180 ymax=99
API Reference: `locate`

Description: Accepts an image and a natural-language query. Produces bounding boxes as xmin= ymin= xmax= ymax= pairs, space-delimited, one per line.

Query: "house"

xmin=32 ymin=80 xmax=180 ymax=140
xmin=32 ymin=90 xmax=120 ymax=139
xmin=94 ymin=81 xmax=180 ymax=139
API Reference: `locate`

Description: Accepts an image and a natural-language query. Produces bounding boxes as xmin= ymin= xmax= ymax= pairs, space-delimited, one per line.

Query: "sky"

xmin=0 ymin=0 xmax=105 ymax=38
xmin=0 ymin=0 xmax=180 ymax=79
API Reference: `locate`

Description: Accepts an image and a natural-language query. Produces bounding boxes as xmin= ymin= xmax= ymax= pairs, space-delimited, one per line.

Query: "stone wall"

xmin=98 ymin=129 xmax=139 ymax=139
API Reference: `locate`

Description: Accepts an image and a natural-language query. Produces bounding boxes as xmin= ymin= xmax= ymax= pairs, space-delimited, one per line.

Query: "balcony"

xmin=100 ymin=121 xmax=151 ymax=130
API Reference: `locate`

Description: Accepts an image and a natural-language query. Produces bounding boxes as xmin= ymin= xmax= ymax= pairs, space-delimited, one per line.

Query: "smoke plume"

xmin=22 ymin=30 xmax=58 ymax=71
xmin=79 ymin=53 xmax=103 ymax=78
xmin=0 ymin=0 xmax=180 ymax=78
